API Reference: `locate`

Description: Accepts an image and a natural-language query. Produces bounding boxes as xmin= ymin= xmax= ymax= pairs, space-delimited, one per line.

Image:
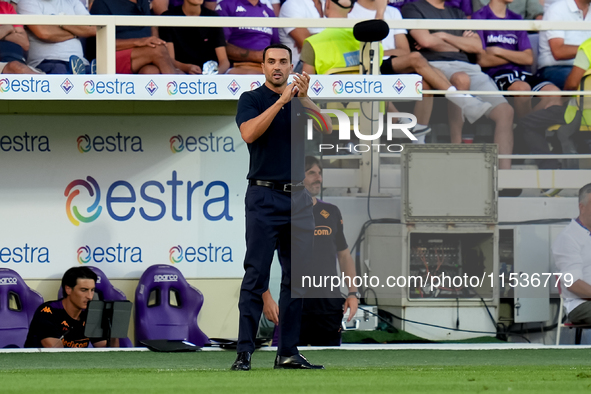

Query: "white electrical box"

xmin=401 ymin=144 xmax=498 ymax=223
xmin=342 ymin=305 xmax=379 ymax=331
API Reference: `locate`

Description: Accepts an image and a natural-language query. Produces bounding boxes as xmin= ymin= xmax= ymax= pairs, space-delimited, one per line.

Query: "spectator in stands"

xmin=24 ymin=267 xmax=118 ymax=348
xmin=542 ymin=0 xmax=561 ymax=12
xmin=565 ymin=36 xmax=591 ymax=90
xmin=262 ymin=156 xmax=359 ymax=346
xmin=473 ymin=0 xmax=562 ymax=118
xmin=402 ymin=0 xmax=515 ymax=169
xmin=205 ymin=0 xmax=281 ymax=13
xmin=388 ymin=0 xmax=472 ymax=13
xmin=537 ymin=0 xmax=591 ymax=89
xmin=552 ymin=183 xmax=591 ymax=325
xmin=159 ymin=0 xmax=230 ymax=74
xmin=18 ymin=0 xmax=96 ymax=74
xmin=90 ymin=0 xmax=182 ymax=74
xmin=279 ymin=0 xmax=324 ymax=72
xmin=215 ymin=0 xmax=280 ymax=74
xmin=332 ymin=0 xmax=493 ymax=140
xmin=0 ymin=0 xmax=40 ymax=74
xmin=471 ymin=0 xmax=543 ymax=19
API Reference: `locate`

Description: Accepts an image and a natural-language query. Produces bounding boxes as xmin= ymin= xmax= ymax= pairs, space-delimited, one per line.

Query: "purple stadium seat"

xmin=134 ymin=265 xmax=209 ymax=347
xmin=57 ymin=266 xmax=133 ymax=347
xmin=0 ymin=268 xmax=44 ymax=348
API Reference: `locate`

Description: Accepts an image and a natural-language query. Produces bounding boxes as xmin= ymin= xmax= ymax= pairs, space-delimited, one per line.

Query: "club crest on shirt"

xmin=320 ymin=209 xmax=330 ymax=219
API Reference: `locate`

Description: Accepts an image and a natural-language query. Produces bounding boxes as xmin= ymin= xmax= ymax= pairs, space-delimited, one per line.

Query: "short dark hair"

xmin=580 ymin=183 xmax=591 ymax=205
xmin=61 ymin=267 xmax=97 ymax=297
xmin=305 ymin=156 xmax=322 ymax=172
xmin=263 ymin=43 xmax=292 ymax=64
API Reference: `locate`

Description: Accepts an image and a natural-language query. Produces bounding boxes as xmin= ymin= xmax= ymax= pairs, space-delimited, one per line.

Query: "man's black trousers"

xmin=237 ymin=185 xmax=314 ymax=356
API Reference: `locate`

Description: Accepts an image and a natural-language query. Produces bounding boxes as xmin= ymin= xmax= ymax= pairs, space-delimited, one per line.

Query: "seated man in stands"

xmin=565 ymin=36 xmax=591 ymax=91
xmin=472 ymin=0 xmax=562 ymax=119
xmin=159 ymin=0 xmax=230 ymax=74
xmin=25 ymin=267 xmax=118 ymax=348
xmin=278 ymin=0 xmax=325 ymax=72
xmin=537 ymin=0 xmax=591 ymax=89
xmin=471 ymin=0 xmax=544 ymax=19
xmin=553 ymin=183 xmax=591 ymax=325
xmin=215 ymin=0 xmax=281 ymax=74
xmin=402 ymin=0 xmax=515 ymax=169
xmin=302 ymin=0 xmax=493 ymax=142
xmin=262 ymin=156 xmax=359 ymax=346
xmin=90 ymin=0 xmax=181 ymax=74
xmin=0 ymin=0 xmax=40 ymax=74
xmin=18 ymin=0 xmax=96 ymax=74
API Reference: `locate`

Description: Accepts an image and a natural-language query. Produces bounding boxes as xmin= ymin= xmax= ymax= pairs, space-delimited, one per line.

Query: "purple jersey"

xmin=472 ymin=5 xmax=532 ymax=76
xmin=389 ymin=0 xmax=470 ymax=14
xmin=215 ymin=0 xmax=280 ymax=51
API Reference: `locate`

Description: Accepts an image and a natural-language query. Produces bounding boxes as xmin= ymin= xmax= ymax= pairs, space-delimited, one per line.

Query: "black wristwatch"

xmin=347 ymin=291 xmax=361 ymax=299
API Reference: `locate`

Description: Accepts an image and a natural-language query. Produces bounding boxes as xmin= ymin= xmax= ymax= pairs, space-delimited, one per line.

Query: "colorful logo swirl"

xmin=170 ymin=135 xmax=184 ymax=153
xmin=304 ymin=108 xmax=329 ymax=133
xmin=332 ymin=80 xmax=343 ymax=94
xmin=167 ymin=81 xmax=178 ymax=95
xmin=77 ymin=135 xmax=91 ymax=153
xmin=250 ymin=81 xmax=261 ymax=90
xmin=84 ymin=80 xmax=95 ymax=94
xmin=64 ymin=176 xmax=102 ymax=226
xmin=0 ymin=78 xmax=9 ymax=93
xmin=415 ymin=81 xmax=423 ymax=95
xmin=77 ymin=246 xmax=91 ymax=264
xmin=169 ymin=246 xmax=183 ymax=264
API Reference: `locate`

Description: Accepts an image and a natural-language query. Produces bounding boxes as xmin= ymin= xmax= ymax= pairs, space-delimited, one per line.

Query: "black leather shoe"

xmin=231 ymin=352 xmax=252 ymax=371
xmin=274 ymin=353 xmax=324 ymax=370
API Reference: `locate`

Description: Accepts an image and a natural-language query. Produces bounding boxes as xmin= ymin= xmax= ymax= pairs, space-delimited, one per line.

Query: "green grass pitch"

xmin=2 ymin=349 xmax=591 ymax=393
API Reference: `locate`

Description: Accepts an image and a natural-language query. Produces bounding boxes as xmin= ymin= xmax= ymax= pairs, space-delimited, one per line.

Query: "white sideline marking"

xmin=2 ymin=343 xmax=591 ymax=353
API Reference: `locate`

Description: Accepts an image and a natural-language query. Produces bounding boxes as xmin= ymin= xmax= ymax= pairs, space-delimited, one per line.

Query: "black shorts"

xmin=298 ymin=312 xmax=343 ymax=346
xmin=380 ymin=56 xmax=397 ymax=75
xmin=492 ymin=69 xmax=553 ymax=92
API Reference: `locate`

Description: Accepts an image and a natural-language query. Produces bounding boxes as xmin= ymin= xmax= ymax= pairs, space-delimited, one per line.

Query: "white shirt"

xmin=348 ymin=2 xmax=407 ymax=59
xmin=538 ymin=0 xmax=591 ymax=69
xmin=543 ymin=0 xmax=561 ymax=12
xmin=18 ymin=0 xmax=89 ymax=67
xmin=279 ymin=0 xmax=325 ymax=66
xmin=552 ymin=219 xmax=591 ymax=314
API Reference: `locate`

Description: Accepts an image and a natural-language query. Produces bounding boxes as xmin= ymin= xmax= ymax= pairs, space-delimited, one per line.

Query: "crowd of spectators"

xmin=1 ymin=0 xmax=590 ymax=163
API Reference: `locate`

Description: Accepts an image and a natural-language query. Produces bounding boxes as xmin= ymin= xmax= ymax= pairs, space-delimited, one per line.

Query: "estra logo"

xmin=64 ymin=176 xmax=102 ymax=226
xmin=0 ymin=244 xmax=50 ymax=263
xmin=77 ymin=246 xmax=92 ymax=264
xmin=0 ymin=77 xmax=50 ymax=93
xmin=77 ymin=244 xmax=142 ymax=263
xmin=331 ymin=78 xmax=383 ymax=95
xmin=0 ymin=132 xmax=50 ymax=152
xmin=76 ymin=133 xmax=143 ymax=153
xmin=169 ymin=245 xmax=183 ymax=263
xmin=165 ymin=80 xmax=218 ymax=96
xmin=84 ymin=79 xmax=135 ymax=95
xmin=168 ymin=134 xmax=235 ymax=153
xmin=167 ymin=81 xmax=178 ymax=95
xmin=168 ymin=243 xmax=233 ymax=263
xmin=64 ymin=171 xmax=233 ymax=226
